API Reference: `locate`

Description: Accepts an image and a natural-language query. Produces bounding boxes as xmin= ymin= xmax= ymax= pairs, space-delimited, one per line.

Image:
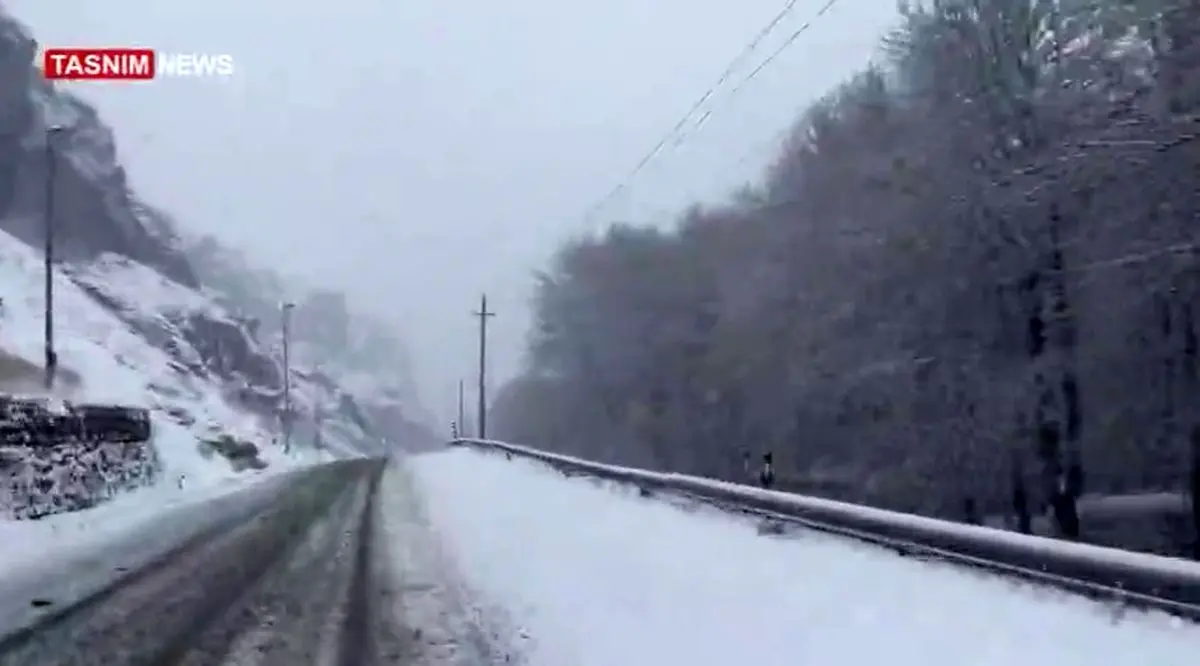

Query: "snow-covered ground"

xmin=412 ymin=448 xmax=1200 ymax=666
xmin=0 ymin=229 xmax=328 ymax=476
xmin=0 ymin=228 xmax=331 ymax=566
xmin=0 ymin=470 xmax=259 ymax=572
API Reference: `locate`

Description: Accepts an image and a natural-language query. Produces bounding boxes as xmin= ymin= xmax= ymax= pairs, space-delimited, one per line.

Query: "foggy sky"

xmin=8 ymin=0 xmax=896 ymax=422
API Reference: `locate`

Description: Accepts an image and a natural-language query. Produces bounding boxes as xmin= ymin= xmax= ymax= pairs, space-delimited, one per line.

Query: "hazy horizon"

xmin=7 ymin=0 xmax=897 ymax=422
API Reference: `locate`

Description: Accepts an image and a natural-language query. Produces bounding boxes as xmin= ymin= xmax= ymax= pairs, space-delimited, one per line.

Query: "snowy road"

xmin=5 ymin=447 xmax=1197 ymax=665
xmin=413 ymin=448 xmax=1200 ymax=666
xmin=0 ymin=458 xmax=516 ymax=666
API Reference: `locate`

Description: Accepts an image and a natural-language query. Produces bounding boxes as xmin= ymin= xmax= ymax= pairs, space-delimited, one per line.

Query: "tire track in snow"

xmin=0 ymin=459 xmax=406 ymax=665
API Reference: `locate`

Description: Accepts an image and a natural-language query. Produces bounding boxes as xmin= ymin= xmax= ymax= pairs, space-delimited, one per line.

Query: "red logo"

xmin=41 ymin=48 xmax=156 ymax=81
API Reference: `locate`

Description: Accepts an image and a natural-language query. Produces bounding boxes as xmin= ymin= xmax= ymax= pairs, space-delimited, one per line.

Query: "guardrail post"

xmin=962 ymin=497 xmax=980 ymax=525
xmin=1191 ymin=426 xmax=1200 ymax=560
xmin=1012 ymin=469 xmax=1031 ymax=534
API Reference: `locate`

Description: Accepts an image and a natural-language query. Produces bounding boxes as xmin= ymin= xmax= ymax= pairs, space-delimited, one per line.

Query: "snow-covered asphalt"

xmin=0 ymin=457 xmax=518 ymax=666
xmin=3 ymin=447 xmax=1199 ymax=665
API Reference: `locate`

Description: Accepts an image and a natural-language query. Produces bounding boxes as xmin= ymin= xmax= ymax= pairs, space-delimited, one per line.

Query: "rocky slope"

xmin=0 ymin=6 xmax=436 ymax=517
xmin=0 ymin=13 xmax=196 ymax=288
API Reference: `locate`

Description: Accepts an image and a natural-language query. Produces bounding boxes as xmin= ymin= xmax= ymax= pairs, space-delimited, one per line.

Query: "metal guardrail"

xmin=449 ymin=437 xmax=1200 ymax=621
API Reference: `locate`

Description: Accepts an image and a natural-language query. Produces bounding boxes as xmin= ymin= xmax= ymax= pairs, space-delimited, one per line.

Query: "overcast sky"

xmin=8 ymin=0 xmax=896 ymax=422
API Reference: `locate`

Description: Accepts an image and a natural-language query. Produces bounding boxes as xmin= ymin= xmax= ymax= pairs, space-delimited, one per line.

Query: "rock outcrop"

xmin=0 ymin=437 xmax=159 ymax=518
xmin=0 ymin=9 xmax=197 ymax=288
xmin=66 ymin=255 xmax=409 ymax=457
xmin=0 ymin=397 xmax=158 ymax=518
xmin=0 ymin=8 xmax=433 ymax=523
xmin=197 ymin=434 xmax=267 ymax=472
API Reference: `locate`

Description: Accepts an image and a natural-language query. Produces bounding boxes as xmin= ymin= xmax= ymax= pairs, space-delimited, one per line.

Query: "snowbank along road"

xmin=0 ymin=457 xmax=519 ymax=665
xmin=5 ymin=444 xmax=1197 ymax=666
xmin=412 ymin=447 xmax=1200 ymax=666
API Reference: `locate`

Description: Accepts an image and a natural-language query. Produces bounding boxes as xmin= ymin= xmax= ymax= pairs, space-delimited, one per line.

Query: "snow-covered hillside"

xmin=0 ymin=5 xmax=434 ymax=524
xmin=65 ymin=253 xmax=364 ymax=456
xmin=0 ymin=229 xmax=331 ymax=486
xmin=0 ymin=201 xmax=422 ymax=517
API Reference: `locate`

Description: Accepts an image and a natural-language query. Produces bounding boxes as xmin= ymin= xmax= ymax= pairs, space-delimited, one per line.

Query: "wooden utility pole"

xmin=281 ymin=302 xmax=295 ymax=453
xmin=472 ymin=295 xmax=495 ymax=439
xmin=457 ymin=378 xmax=466 ymax=438
xmin=44 ymin=126 xmax=63 ymax=391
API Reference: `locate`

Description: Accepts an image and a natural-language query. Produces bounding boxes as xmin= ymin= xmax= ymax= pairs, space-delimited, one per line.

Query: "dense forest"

xmin=490 ymin=0 xmax=1200 ymax=536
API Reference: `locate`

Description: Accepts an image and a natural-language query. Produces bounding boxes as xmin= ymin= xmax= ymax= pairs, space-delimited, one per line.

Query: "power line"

xmin=708 ymin=0 xmax=841 ymax=119
xmin=581 ymin=0 xmax=813 ymax=227
xmin=668 ymin=0 xmax=843 ymax=157
xmin=584 ymin=0 xmax=847 ymax=229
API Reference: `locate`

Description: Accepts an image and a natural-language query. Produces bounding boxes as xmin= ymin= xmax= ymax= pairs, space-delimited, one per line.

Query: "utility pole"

xmin=44 ymin=125 xmax=64 ymax=392
xmin=457 ymin=378 xmax=466 ymax=439
xmin=313 ymin=404 xmax=324 ymax=451
xmin=472 ymin=294 xmax=495 ymax=439
xmin=281 ymin=302 xmax=295 ymax=453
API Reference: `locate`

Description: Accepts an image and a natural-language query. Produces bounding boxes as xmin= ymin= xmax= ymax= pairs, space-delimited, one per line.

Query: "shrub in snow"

xmin=197 ymin=433 xmax=267 ymax=472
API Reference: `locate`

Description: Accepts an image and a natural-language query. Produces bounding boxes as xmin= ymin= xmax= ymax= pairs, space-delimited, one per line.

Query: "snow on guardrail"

xmin=448 ymin=437 xmax=1200 ymax=618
